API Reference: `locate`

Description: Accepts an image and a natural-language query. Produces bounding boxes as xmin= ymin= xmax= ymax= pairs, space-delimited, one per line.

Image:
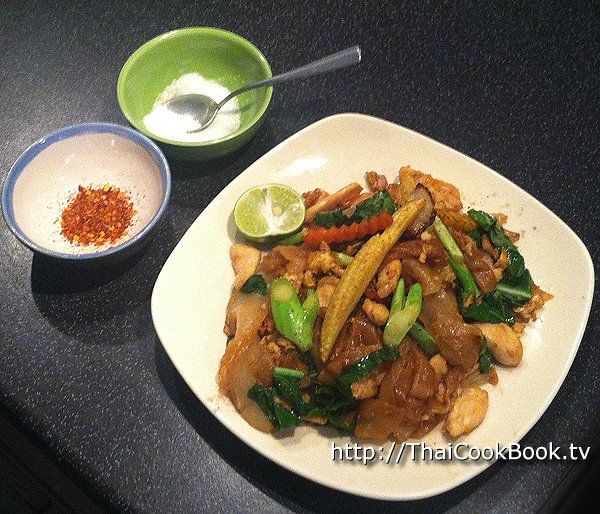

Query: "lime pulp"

xmin=233 ymin=184 xmax=306 ymax=241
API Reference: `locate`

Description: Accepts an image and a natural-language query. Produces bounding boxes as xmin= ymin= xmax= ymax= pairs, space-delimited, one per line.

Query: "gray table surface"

xmin=1 ymin=0 xmax=598 ymax=512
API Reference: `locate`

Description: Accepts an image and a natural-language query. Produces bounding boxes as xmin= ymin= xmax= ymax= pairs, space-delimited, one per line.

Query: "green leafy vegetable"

xmin=353 ymin=190 xmax=397 ymax=220
xmin=303 ymin=383 xmax=357 ymax=417
xmin=247 ymin=384 xmax=301 ymax=430
xmin=447 ymin=255 xmax=481 ymax=307
xmin=479 ymin=337 xmax=492 ymax=373
xmin=461 ymin=291 xmax=516 ymax=325
xmin=314 ymin=210 xmax=349 ymax=228
xmin=325 ymin=413 xmax=357 ymax=433
xmin=247 ymin=368 xmax=305 ymax=431
xmin=275 ymin=403 xmax=302 ymax=430
xmin=505 ymin=245 xmax=526 ymax=276
xmin=248 ymin=370 xmax=358 ymax=432
xmin=433 ymin=217 xmax=464 ymax=262
xmin=247 ymin=384 xmax=278 ymax=425
xmin=273 ymin=403 xmax=302 ymax=429
xmin=293 ymin=349 xmax=319 ymax=378
xmin=303 ymin=384 xmax=358 ymax=431
xmin=496 ymin=271 xmax=532 ymax=305
xmin=270 ymin=279 xmax=319 ymax=351
xmin=273 ymin=368 xmax=304 ymax=411
xmin=433 ymin=217 xmax=480 ymax=306
xmin=273 ymin=366 xmax=304 ymax=379
xmin=337 ymin=346 xmax=400 ymax=395
xmin=314 ymin=190 xmax=397 ymax=227
xmin=467 ymin=209 xmax=533 ymax=310
xmin=467 ymin=210 xmax=513 ymax=248
xmin=408 ymin=321 xmax=439 ymax=357
xmin=468 ymin=227 xmax=485 ymax=247
xmin=240 ymin=274 xmax=268 ymax=295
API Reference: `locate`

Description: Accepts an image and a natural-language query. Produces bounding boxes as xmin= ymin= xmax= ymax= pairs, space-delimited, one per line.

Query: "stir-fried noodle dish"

xmin=219 ymin=166 xmax=552 ymax=441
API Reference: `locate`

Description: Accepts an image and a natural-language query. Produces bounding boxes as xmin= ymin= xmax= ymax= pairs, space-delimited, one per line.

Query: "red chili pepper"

xmin=59 ymin=185 xmax=136 ymax=246
xmin=304 ymin=211 xmax=393 ymax=247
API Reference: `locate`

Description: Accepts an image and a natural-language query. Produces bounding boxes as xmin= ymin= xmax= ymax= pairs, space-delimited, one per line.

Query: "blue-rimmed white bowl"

xmin=1 ymin=123 xmax=171 ymax=263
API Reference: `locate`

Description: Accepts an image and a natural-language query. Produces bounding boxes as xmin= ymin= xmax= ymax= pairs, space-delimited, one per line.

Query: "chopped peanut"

xmin=418 ymin=244 xmax=431 ymax=263
xmin=429 ymin=354 xmax=448 ymax=376
xmin=366 ymin=171 xmax=388 ymax=192
xmin=362 ymin=298 xmax=390 ymax=326
xmin=316 ymin=276 xmax=339 ymax=309
xmin=307 ymin=242 xmax=343 ymax=276
xmin=376 ymin=259 xmax=402 ymax=298
xmin=488 ymin=367 xmax=499 ymax=386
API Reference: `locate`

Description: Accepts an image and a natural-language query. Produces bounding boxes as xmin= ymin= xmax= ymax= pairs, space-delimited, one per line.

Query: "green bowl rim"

xmin=117 ymin=26 xmax=273 ymax=148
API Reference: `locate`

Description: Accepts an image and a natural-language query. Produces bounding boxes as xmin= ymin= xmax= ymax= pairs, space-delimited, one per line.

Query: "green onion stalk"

xmin=433 ymin=216 xmax=480 ymax=306
xmin=383 ymin=280 xmax=422 ymax=346
xmin=383 ymin=279 xmax=439 ymax=355
xmin=408 ymin=321 xmax=438 ymax=357
xmin=270 ymin=278 xmax=319 ymax=351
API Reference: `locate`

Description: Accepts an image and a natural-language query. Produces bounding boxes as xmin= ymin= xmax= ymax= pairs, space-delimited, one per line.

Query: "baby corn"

xmin=320 ymin=199 xmax=425 ymax=361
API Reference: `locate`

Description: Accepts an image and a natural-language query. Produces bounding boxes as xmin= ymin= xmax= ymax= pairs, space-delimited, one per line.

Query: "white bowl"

xmin=2 ymin=123 xmax=171 ymax=263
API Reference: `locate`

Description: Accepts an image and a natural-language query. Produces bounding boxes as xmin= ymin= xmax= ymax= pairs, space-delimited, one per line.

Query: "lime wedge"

xmin=234 ymin=184 xmax=306 ymax=242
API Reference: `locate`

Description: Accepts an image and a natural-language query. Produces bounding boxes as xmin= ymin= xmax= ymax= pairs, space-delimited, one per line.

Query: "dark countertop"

xmin=1 ymin=1 xmax=598 ymax=512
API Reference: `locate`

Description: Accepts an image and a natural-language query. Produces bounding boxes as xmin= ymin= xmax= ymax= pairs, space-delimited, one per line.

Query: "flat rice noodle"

xmin=350 ymin=364 xmax=391 ymax=400
xmin=218 ymin=294 xmax=275 ymax=432
xmin=326 ymin=313 xmax=383 ymax=375
xmin=219 ymin=293 xmax=270 ymax=378
xmin=275 ymin=347 xmax=311 ymax=387
xmin=419 ymin=288 xmax=482 ymax=370
xmin=257 ymin=249 xmax=287 ymax=279
xmin=277 ymin=245 xmax=309 ymax=273
xmin=355 ymin=398 xmax=417 ymax=442
xmin=381 ymin=239 xmax=448 ymax=268
xmin=466 ymin=256 xmax=497 ymax=293
xmin=393 ymin=419 xmax=420 ymax=442
xmin=409 ymin=348 xmax=437 ymax=400
xmin=411 ymin=413 xmax=446 ymax=438
xmin=450 ymin=229 xmax=497 ymax=293
xmin=257 ymin=245 xmax=309 ymax=282
xmin=424 ymin=366 xmax=466 ymax=423
xmin=401 ymin=257 xmax=444 ymax=296
xmin=224 ymin=291 xmax=269 ymax=339
xmin=378 ymin=345 xmax=437 ymax=422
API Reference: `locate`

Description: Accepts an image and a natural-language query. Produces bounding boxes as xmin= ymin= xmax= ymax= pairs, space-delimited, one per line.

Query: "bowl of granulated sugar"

xmin=117 ymin=27 xmax=272 ymax=161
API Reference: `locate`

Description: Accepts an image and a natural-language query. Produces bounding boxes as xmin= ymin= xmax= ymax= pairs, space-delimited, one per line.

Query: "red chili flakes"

xmin=60 ymin=184 xmax=136 ymax=246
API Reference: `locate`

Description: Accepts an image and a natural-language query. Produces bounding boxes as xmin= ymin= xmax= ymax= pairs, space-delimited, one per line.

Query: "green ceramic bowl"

xmin=117 ymin=27 xmax=272 ymax=161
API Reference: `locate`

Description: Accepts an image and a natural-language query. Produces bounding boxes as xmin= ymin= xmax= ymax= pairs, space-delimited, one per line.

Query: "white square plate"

xmin=151 ymin=114 xmax=594 ymax=500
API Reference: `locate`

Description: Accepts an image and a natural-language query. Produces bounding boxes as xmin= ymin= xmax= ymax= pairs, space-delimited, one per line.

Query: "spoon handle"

xmin=217 ymin=45 xmax=361 ymax=108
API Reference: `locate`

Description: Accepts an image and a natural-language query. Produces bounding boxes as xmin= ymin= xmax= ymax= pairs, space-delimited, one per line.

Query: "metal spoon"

xmin=165 ymin=45 xmax=361 ymax=133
